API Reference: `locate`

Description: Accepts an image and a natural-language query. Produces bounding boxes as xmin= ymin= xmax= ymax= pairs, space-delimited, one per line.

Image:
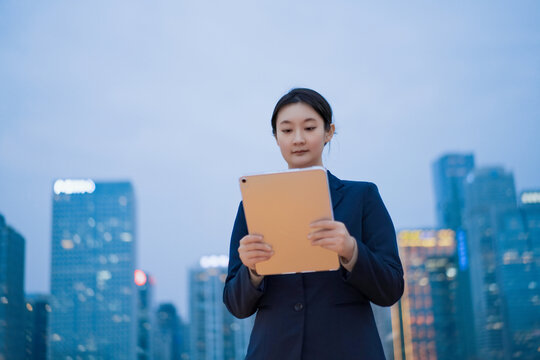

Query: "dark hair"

xmin=271 ymin=88 xmax=333 ymax=136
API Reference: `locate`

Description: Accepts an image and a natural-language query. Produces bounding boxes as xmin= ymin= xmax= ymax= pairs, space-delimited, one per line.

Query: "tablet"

xmin=239 ymin=166 xmax=339 ymax=275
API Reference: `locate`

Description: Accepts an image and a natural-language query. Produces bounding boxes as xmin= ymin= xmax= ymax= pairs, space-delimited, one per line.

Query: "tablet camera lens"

xmin=241 ymin=178 xmax=247 ymax=183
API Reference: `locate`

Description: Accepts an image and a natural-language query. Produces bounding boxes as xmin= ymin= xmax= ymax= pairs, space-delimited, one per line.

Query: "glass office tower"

xmin=462 ymin=167 xmax=516 ymax=359
xmin=392 ymin=229 xmax=462 ymax=360
xmin=496 ymin=191 xmax=540 ymax=359
xmin=189 ymin=255 xmax=253 ymax=360
xmin=136 ymin=270 xmax=153 ymax=360
xmin=153 ymin=303 xmax=189 ymax=360
xmin=431 ymin=153 xmax=476 ymax=359
xmin=49 ymin=180 xmax=137 ymax=360
xmin=432 ymin=153 xmax=475 ymax=230
xmin=24 ymin=294 xmax=50 ymax=360
xmin=0 ymin=214 xmax=25 ymax=360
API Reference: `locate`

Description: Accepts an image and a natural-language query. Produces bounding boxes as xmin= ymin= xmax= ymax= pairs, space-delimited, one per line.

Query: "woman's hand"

xmin=308 ymin=220 xmax=356 ymax=262
xmin=238 ymin=234 xmax=274 ymax=272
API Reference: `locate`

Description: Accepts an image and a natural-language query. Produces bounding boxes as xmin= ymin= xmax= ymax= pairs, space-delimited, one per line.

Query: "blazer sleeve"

xmin=343 ymin=183 xmax=404 ymax=307
xmin=223 ymin=201 xmax=266 ymax=319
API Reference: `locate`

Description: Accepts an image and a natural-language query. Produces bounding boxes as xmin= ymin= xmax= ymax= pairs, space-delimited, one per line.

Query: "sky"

xmin=1 ymin=0 xmax=539 ymax=318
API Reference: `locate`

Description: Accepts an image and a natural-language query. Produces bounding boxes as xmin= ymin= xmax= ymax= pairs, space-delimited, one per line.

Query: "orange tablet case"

xmin=239 ymin=167 xmax=339 ymax=275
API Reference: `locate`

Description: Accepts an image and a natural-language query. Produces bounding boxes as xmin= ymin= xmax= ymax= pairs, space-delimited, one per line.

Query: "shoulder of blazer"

xmin=327 ymin=170 xmax=377 ymax=193
xmin=327 ymin=170 xmax=379 ymax=209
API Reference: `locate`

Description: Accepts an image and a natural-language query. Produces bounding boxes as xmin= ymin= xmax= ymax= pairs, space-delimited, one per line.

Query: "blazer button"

xmin=294 ymin=303 xmax=304 ymax=312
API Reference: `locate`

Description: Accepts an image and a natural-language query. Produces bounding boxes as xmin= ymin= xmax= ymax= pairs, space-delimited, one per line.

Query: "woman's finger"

xmin=240 ymin=234 xmax=264 ymax=244
xmin=311 ymin=237 xmax=340 ymax=248
xmin=239 ymin=242 xmax=273 ymax=252
xmin=307 ymin=229 xmax=340 ymax=240
xmin=241 ymin=249 xmax=274 ymax=258
xmin=309 ymin=219 xmax=341 ymax=229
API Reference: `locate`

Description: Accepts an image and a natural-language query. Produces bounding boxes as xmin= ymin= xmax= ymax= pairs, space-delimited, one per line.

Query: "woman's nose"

xmin=293 ymin=130 xmax=305 ymax=144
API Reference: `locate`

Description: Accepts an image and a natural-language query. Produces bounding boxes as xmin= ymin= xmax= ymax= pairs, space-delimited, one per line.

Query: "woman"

xmin=223 ymin=88 xmax=404 ymax=360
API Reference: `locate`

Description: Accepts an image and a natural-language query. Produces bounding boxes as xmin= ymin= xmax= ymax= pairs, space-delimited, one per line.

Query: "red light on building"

xmin=134 ymin=269 xmax=147 ymax=286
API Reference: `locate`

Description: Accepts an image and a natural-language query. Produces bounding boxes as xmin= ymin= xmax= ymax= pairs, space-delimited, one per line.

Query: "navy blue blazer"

xmin=223 ymin=171 xmax=404 ymax=360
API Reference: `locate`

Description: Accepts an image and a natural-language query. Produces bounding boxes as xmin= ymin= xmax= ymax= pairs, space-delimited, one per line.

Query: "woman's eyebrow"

xmin=278 ymin=118 xmax=317 ymax=125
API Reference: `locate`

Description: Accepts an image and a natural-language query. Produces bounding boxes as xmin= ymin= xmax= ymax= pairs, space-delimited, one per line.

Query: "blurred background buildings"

xmin=391 ymin=154 xmax=539 ymax=360
xmin=189 ymin=256 xmax=252 ymax=360
xmin=49 ymin=181 xmax=137 ymax=359
xmin=1 ymin=152 xmax=538 ymax=359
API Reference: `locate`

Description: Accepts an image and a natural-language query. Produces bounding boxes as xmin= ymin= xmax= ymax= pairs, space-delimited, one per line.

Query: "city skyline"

xmin=1 ymin=1 xmax=539 ymax=317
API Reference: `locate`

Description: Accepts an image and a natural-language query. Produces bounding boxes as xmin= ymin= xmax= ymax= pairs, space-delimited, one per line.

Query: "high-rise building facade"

xmin=392 ymin=229 xmax=463 ymax=360
xmin=495 ymin=190 xmax=540 ymax=359
xmin=24 ymin=294 xmax=50 ymax=360
xmin=189 ymin=255 xmax=253 ymax=360
xmin=136 ymin=270 xmax=153 ymax=360
xmin=153 ymin=303 xmax=189 ymax=360
xmin=0 ymin=214 xmax=25 ymax=360
xmin=462 ymin=167 xmax=518 ymax=359
xmin=49 ymin=180 xmax=137 ymax=360
xmin=431 ymin=153 xmax=477 ymax=359
xmin=432 ymin=153 xmax=475 ymax=230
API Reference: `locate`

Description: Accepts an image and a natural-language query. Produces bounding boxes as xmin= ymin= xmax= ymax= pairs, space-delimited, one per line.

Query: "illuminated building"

xmin=136 ymin=270 xmax=153 ymax=360
xmin=153 ymin=303 xmax=189 ymax=360
xmin=189 ymin=255 xmax=253 ymax=360
xmin=49 ymin=180 xmax=137 ymax=359
xmin=493 ymin=190 xmax=540 ymax=358
xmin=463 ymin=167 xmax=540 ymax=359
xmin=521 ymin=190 xmax=540 ymax=261
xmin=24 ymin=294 xmax=50 ymax=360
xmin=392 ymin=229 xmax=463 ymax=360
xmin=432 ymin=153 xmax=476 ymax=359
xmin=432 ymin=154 xmax=475 ymax=230
xmin=0 ymin=214 xmax=25 ymax=360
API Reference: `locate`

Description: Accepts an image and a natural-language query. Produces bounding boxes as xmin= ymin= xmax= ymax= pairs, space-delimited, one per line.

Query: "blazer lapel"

xmin=327 ymin=170 xmax=344 ymax=210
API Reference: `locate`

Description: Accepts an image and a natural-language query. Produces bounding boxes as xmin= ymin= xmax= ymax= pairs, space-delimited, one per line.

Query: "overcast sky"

xmin=1 ymin=0 xmax=539 ymax=318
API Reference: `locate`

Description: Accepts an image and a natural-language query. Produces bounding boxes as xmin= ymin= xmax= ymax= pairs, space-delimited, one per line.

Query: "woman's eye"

xmin=305 ymin=127 xmax=316 ymax=131
xmin=281 ymin=129 xmax=292 ymax=134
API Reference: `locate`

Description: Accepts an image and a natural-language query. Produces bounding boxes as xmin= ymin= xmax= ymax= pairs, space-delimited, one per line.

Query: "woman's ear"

xmin=324 ymin=124 xmax=335 ymax=145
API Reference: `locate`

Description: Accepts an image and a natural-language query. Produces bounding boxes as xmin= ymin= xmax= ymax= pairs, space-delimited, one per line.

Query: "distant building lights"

xmin=521 ymin=191 xmax=540 ymax=204
xmin=457 ymin=230 xmax=468 ymax=270
xmin=61 ymin=239 xmax=74 ymax=250
xmin=200 ymin=255 xmax=229 ymax=268
xmin=120 ymin=232 xmax=132 ymax=242
xmin=398 ymin=229 xmax=455 ymax=248
xmin=134 ymin=269 xmax=147 ymax=286
xmin=54 ymin=179 xmax=96 ymax=195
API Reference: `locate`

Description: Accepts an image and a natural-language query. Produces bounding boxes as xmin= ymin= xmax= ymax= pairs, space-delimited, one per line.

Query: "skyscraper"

xmin=392 ymin=229 xmax=463 ymax=360
xmin=24 ymin=294 xmax=50 ymax=360
xmin=189 ymin=255 xmax=253 ymax=360
xmin=431 ymin=153 xmax=476 ymax=359
xmin=520 ymin=190 xmax=540 ymax=261
xmin=432 ymin=153 xmax=475 ymax=230
xmin=49 ymin=180 xmax=137 ymax=360
xmin=0 ymin=214 xmax=25 ymax=360
xmin=462 ymin=167 xmax=517 ymax=359
xmin=494 ymin=190 xmax=540 ymax=359
xmin=136 ymin=270 xmax=153 ymax=360
xmin=153 ymin=303 xmax=189 ymax=360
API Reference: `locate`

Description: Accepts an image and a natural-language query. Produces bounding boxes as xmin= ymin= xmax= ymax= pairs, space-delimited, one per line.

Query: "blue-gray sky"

xmin=1 ymin=1 xmax=539 ymax=318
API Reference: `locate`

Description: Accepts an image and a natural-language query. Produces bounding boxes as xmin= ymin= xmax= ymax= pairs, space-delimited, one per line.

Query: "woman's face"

xmin=275 ymin=102 xmax=334 ymax=169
